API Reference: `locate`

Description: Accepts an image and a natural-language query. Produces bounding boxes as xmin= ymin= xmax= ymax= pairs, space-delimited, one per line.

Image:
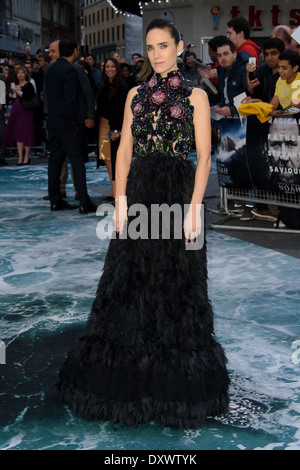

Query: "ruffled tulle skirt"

xmin=57 ymin=154 xmax=230 ymax=428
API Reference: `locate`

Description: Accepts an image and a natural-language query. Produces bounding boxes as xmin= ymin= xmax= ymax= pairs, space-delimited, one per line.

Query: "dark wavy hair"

xmin=139 ymin=18 xmax=182 ymax=82
xmin=97 ymin=57 xmax=122 ymax=100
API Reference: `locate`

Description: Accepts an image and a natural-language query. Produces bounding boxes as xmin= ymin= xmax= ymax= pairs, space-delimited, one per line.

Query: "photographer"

xmin=182 ymin=51 xmax=202 ymax=86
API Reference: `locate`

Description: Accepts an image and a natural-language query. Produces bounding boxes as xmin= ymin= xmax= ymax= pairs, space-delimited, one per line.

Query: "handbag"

xmin=21 ymin=93 xmax=41 ymax=111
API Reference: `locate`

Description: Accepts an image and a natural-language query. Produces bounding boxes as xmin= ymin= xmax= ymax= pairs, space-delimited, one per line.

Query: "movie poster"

xmin=212 ymin=116 xmax=252 ymax=189
xmin=212 ymin=114 xmax=300 ymax=195
xmin=246 ymin=114 xmax=300 ymax=195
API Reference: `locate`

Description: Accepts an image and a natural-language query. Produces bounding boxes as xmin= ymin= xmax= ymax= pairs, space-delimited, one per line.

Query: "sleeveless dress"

xmin=57 ymin=70 xmax=230 ymax=429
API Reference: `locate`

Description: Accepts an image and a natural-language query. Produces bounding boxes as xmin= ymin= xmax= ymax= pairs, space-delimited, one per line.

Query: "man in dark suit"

xmin=43 ymin=40 xmax=96 ymax=201
xmin=45 ymin=38 xmax=96 ymax=213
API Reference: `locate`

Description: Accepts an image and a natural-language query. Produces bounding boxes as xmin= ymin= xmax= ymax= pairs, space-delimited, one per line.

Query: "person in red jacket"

xmin=227 ymin=17 xmax=261 ymax=63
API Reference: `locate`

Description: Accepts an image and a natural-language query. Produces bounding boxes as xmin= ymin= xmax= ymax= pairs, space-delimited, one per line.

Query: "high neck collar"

xmin=154 ymin=69 xmax=181 ymax=81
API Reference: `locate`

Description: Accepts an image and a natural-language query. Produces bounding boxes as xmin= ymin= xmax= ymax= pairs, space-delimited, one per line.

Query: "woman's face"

xmin=146 ymin=27 xmax=183 ymax=77
xmin=17 ymin=68 xmax=26 ymax=82
xmin=121 ymin=66 xmax=130 ymax=80
xmin=105 ymin=60 xmax=117 ymax=81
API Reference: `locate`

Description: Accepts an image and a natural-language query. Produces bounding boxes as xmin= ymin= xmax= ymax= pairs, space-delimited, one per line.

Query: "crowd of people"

xmin=0 ymin=42 xmax=146 ymax=211
xmin=189 ymin=18 xmax=300 ymax=225
xmin=0 ymin=17 xmax=299 ymax=218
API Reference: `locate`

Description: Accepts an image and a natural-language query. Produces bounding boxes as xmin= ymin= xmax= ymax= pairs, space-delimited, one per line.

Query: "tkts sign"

xmin=230 ymin=5 xmax=300 ymax=28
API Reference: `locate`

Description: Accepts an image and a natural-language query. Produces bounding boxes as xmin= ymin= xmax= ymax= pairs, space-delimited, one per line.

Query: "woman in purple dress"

xmin=4 ymin=66 xmax=35 ymax=165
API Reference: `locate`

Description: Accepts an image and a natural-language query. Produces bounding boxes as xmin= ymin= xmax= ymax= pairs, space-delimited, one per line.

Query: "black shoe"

xmin=51 ymin=200 xmax=78 ymax=211
xmin=240 ymin=206 xmax=255 ymax=222
xmin=79 ymin=202 xmax=97 ymax=214
xmin=23 ymin=158 xmax=31 ymax=165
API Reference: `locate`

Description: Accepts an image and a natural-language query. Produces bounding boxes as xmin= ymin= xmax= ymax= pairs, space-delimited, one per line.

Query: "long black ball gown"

xmin=57 ymin=70 xmax=230 ymax=429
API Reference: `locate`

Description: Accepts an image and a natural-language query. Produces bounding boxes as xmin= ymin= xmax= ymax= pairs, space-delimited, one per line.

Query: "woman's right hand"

xmin=113 ymin=195 xmax=128 ymax=234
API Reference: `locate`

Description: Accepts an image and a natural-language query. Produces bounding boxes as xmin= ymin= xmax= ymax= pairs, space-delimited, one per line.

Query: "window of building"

xmin=107 ymin=28 xmax=110 ymax=43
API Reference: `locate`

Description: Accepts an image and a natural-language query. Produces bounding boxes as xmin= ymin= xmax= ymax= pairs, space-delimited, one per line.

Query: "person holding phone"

xmin=247 ymin=38 xmax=285 ymax=103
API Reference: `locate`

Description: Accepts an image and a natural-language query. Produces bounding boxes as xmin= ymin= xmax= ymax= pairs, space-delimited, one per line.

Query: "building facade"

xmin=0 ymin=0 xmax=81 ymax=58
xmin=0 ymin=0 xmax=41 ymax=57
xmin=41 ymin=0 xmax=81 ymax=48
xmin=82 ymin=0 xmax=142 ymax=64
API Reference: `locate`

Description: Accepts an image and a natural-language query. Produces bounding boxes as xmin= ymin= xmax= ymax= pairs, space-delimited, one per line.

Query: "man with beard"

xmin=267 ymin=117 xmax=300 ymax=192
xmin=264 ymin=117 xmax=300 ymax=228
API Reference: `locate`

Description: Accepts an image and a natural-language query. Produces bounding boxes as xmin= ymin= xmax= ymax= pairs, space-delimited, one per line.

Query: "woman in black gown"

xmin=57 ymin=18 xmax=230 ymax=429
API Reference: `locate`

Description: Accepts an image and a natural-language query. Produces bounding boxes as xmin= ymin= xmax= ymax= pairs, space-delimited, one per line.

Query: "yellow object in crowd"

xmin=238 ymin=102 xmax=273 ymax=123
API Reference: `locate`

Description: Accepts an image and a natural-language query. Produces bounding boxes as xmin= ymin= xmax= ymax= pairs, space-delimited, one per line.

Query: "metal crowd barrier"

xmin=209 ymin=187 xmax=300 ymax=234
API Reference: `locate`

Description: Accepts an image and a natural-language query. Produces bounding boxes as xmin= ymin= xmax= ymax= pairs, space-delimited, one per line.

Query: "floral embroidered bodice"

xmin=131 ymin=70 xmax=194 ymax=160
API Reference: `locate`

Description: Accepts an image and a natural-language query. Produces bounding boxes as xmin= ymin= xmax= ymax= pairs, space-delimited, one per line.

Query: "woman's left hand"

xmin=183 ymin=203 xmax=202 ymax=244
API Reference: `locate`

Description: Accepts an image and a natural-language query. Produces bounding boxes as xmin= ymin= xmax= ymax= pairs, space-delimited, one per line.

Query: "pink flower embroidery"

xmin=168 ymin=75 xmax=181 ymax=89
xmin=152 ymin=91 xmax=166 ymax=105
xmin=148 ymin=76 xmax=158 ymax=88
xmin=170 ymin=104 xmax=184 ymax=119
xmin=133 ymin=102 xmax=143 ymax=115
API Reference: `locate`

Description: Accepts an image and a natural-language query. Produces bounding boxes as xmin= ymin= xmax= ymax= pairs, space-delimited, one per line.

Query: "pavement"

xmin=2 ymin=150 xmax=300 ymax=260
